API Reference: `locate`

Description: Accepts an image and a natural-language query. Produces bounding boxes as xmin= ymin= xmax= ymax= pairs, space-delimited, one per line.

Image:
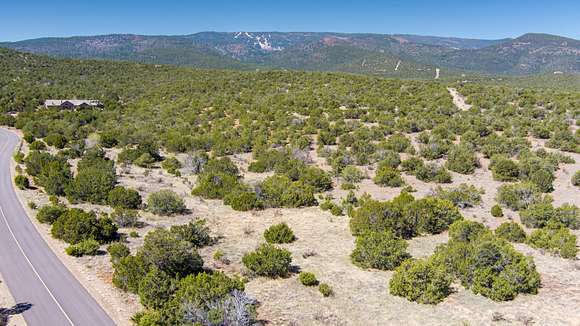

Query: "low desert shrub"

xmin=495 ymin=222 xmax=527 ymax=242
xmin=112 ymin=255 xmax=149 ymax=293
xmin=434 ymin=225 xmax=541 ymax=301
xmin=161 ymin=156 xmax=182 ymax=176
xmin=36 ymin=205 xmax=67 ymax=224
xmin=318 ymin=283 xmax=333 ymax=297
xmin=520 ymin=203 xmax=579 ymax=229
xmin=446 ymin=144 xmax=478 ymax=174
xmin=242 ymin=244 xmax=292 ymax=277
xmin=496 ymin=182 xmax=544 ymax=211
xmin=108 ymin=186 xmax=142 ymax=209
xmin=147 ymin=190 xmax=187 ymax=216
xmin=111 ymin=208 xmax=140 ymax=228
xmin=491 ymin=204 xmax=504 ymax=217
xmin=573 ymin=170 xmax=580 ymax=187
xmin=223 ymin=191 xmax=264 ymax=211
xmin=527 ymin=221 xmax=578 ymax=259
xmin=51 ymin=208 xmax=118 ymax=244
xmin=490 ymin=156 xmax=520 ymax=181
xmin=263 ymin=223 xmax=296 ymax=244
xmin=14 ymin=175 xmax=29 ymax=189
xmin=415 ymin=163 xmax=452 ymax=183
xmin=298 ymin=272 xmax=318 ymax=286
xmin=107 ymin=242 xmax=131 ymax=265
xmin=340 ymin=165 xmax=365 ymax=183
xmin=373 ymin=166 xmax=405 ymax=187
xmin=66 ymin=239 xmax=100 ymax=257
xmin=351 ymin=231 xmax=410 ymax=270
xmin=169 ymin=220 xmax=214 ymax=247
xmin=432 ymin=184 xmax=483 ymax=208
xmin=389 ymin=258 xmax=452 ymax=304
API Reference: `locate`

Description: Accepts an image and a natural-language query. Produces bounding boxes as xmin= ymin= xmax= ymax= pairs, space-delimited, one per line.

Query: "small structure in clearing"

xmin=44 ymin=99 xmax=103 ymax=110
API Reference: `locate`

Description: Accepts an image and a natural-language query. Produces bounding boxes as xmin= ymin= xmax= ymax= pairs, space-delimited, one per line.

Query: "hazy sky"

xmin=1 ymin=0 xmax=578 ymax=41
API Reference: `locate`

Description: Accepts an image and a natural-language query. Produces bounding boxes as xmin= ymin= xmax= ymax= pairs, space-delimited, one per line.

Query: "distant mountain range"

xmin=1 ymin=32 xmax=579 ymax=78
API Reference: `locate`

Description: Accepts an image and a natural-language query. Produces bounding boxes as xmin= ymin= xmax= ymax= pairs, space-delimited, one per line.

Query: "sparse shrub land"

xmin=2 ymin=45 xmax=580 ymax=324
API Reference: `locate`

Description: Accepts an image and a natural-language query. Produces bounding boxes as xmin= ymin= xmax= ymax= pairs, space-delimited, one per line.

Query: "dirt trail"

xmin=448 ymin=87 xmax=472 ymax=111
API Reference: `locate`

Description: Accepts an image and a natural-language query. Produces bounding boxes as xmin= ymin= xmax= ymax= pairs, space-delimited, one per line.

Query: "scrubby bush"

xmin=432 ymin=184 xmax=483 ymax=208
xmin=407 ymin=197 xmax=463 ymax=235
xmin=383 ymin=133 xmax=411 ymax=153
xmin=66 ymin=239 xmax=100 ymax=257
xmin=520 ymin=203 xmax=556 ymax=228
xmin=340 ymin=165 xmax=365 ymax=183
xmin=140 ymin=228 xmax=203 ymax=277
xmin=400 ymin=157 xmax=424 ymax=174
xmin=351 ymin=231 xmax=410 ymax=270
xmin=170 ymin=272 xmax=257 ymax=326
xmin=107 ymin=186 xmax=142 ymax=209
xmin=490 ymin=156 xmax=520 ymax=181
xmin=29 ymin=140 xmax=47 ymax=151
xmin=45 ymin=134 xmax=67 ymax=149
xmin=529 ymin=168 xmax=555 ymax=193
xmin=51 ymin=208 xmax=118 ymax=244
xmin=242 ymin=244 xmax=292 ymax=277
xmin=14 ymin=175 xmax=29 ymax=189
xmin=491 ymin=204 xmax=504 ymax=217
xmin=169 ymin=220 xmax=213 ymax=247
xmin=495 ymin=222 xmax=527 ymax=242
xmin=13 ymin=151 xmax=24 ymax=164
xmin=389 ymin=258 xmax=452 ymax=304
xmin=110 ymin=208 xmax=140 ymax=228
xmin=259 ymin=175 xmax=317 ymax=208
xmin=264 ymin=223 xmax=295 ymax=244
xmin=415 ymin=163 xmax=452 ymax=183
xmin=223 ymin=191 xmax=264 ymax=211
xmin=36 ymin=205 xmax=67 ymax=224
xmin=118 ymin=141 xmax=161 ymax=166
xmin=147 ymin=190 xmax=187 ymax=216
xmin=448 ymin=220 xmax=490 ymax=242
xmin=496 ymin=182 xmax=544 ymax=211
xmin=446 ymin=144 xmax=478 ymax=174
xmin=138 ymin=268 xmax=176 ymax=310
xmin=433 ymin=226 xmax=541 ymax=301
xmin=349 ymin=193 xmax=460 ymax=239
xmin=112 ymin=255 xmax=149 ymax=293
xmin=161 ymin=156 xmax=182 ymax=176
xmin=376 ymin=150 xmax=401 ymax=169
xmin=107 ymin=242 xmax=130 ymax=265
xmin=318 ymin=283 xmax=333 ymax=297
xmin=192 ymin=171 xmax=244 ymax=199
xmin=373 ymin=166 xmax=405 ymax=187
xmin=298 ymin=272 xmax=318 ymax=286
xmin=66 ymin=150 xmax=117 ymax=204
xmin=527 ymin=221 xmax=577 ymax=259
xmin=573 ymin=170 xmax=580 ymax=187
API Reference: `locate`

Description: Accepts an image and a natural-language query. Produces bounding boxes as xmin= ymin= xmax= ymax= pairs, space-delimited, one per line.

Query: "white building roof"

xmin=44 ymin=99 xmax=102 ymax=106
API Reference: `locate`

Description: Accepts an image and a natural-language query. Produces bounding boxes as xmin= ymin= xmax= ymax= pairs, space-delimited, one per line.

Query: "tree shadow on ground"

xmin=0 ymin=302 xmax=32 ymax=326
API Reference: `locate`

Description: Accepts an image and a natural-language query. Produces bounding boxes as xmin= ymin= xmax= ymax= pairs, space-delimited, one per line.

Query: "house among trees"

xmin=44 ymin=99 xmax=103 ymax=110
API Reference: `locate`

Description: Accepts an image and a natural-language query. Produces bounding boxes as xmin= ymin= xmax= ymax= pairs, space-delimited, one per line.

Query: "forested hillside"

xmin=2 ymin=31 xmax=579 ymax=77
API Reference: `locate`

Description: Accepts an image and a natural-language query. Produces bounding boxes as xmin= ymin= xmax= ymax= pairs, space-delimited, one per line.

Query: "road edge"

xmin=4 ymin=128 xmax=130 ymax=326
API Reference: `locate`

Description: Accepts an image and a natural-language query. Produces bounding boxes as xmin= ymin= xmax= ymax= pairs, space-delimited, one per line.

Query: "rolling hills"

xmin=1 ymin=32 xmax=579 ymax=78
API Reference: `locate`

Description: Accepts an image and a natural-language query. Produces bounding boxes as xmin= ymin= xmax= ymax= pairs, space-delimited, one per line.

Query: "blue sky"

xmin=1 ymin=0 xmax=578 ymax=41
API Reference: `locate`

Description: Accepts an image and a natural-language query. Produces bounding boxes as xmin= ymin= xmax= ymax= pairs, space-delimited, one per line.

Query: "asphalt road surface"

xmin=0 ymin=128 xmax=115 ymax=326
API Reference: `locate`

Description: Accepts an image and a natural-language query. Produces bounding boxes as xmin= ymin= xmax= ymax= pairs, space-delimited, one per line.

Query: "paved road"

xmin=0 ymin=128 xmax=115 ymax=326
